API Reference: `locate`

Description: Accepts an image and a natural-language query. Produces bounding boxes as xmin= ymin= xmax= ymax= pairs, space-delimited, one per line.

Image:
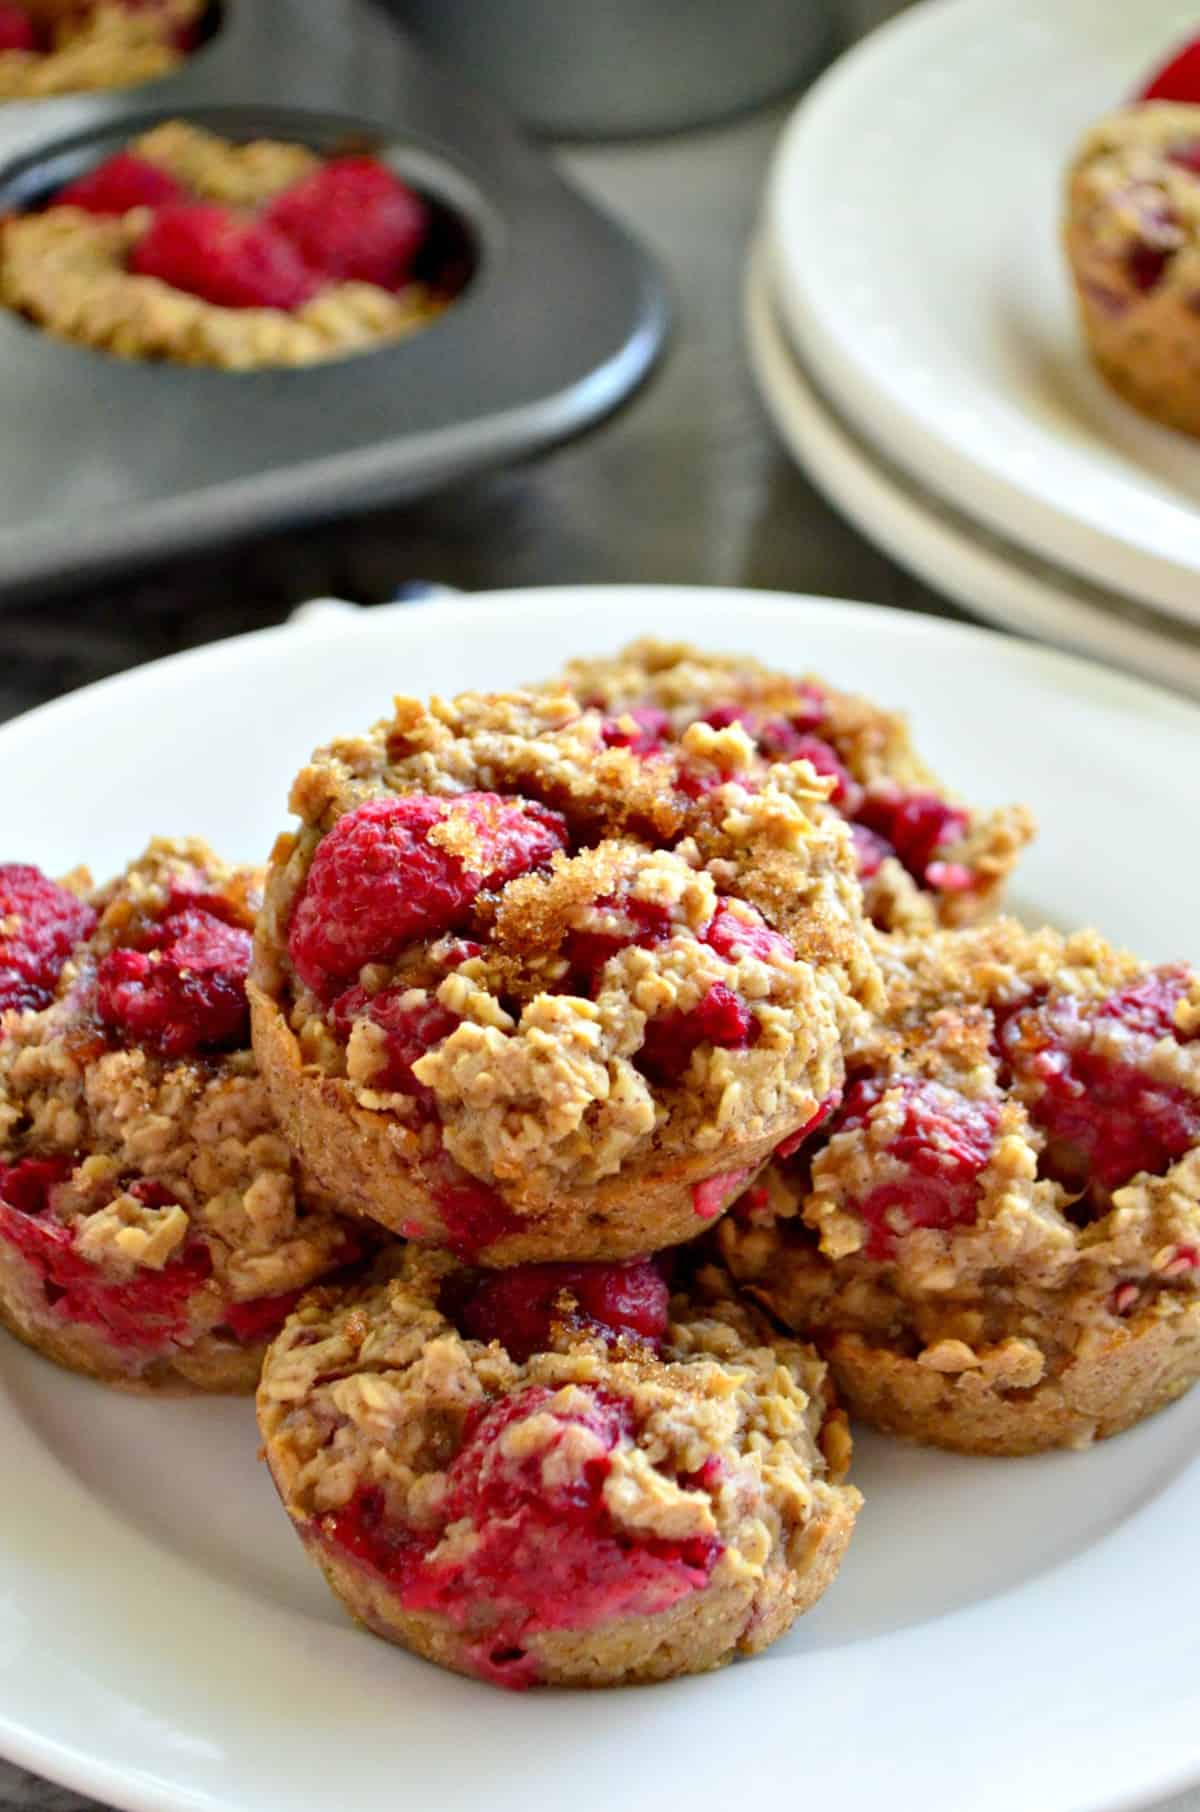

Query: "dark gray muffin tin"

xmin=0 ymin=0 xmax=670 ymax=596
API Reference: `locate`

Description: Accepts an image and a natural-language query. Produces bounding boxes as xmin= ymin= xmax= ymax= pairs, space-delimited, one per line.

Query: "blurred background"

xmin=0 ymin=0 xmax=929 ymax=721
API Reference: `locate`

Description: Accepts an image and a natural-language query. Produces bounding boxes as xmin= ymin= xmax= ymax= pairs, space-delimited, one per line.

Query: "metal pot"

xmin=379 ymin=0 xmax=836 ymax=138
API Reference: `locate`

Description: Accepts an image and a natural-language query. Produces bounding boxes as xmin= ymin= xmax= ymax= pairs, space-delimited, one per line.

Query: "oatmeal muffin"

xmin=0 ymin=839 xmax=360 ymax=1393
xmin=257 ymin=1248 xmax=860 ymax=1689
xmin=0 ymin=0 xmax=204 ymax=100
xmin=250 ymin=685 xmax=881 ymax=1264
xmin=550 ymin=640 xmax=1033 ymax=934
xmin=720 ymin=919 xmax=1200 ymax=1454
xmin=1 ymin=121 xmax=449 ymax=370
xmin=1064 ymin=102 xmax=1200 ymax=436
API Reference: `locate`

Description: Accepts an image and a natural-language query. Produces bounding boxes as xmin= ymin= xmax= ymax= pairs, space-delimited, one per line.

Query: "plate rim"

xmin=742 ymin=235 xmax=1200 ymax=700
xmin=766 ymin=0 xmax=1200 ymax=624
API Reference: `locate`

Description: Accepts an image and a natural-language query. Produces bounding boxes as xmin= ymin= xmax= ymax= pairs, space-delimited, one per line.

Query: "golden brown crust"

xmin=251 ymin=978 xmax=784 ymax=1263
xmin=824 ymin=1298 xmax=1200 ymax=1456
xmin=0 ymin=123 xmax=445 ymax=371
xmin=1064 ymin=103 xmax=1200 ymax=436
xmin=0 ymin=1232 xmax=261 ymax=1392
xmin=257 ymin=1252 xmax=860 ymax=1687
xmin=297 ymin=1491 xmax=859 ymax=1687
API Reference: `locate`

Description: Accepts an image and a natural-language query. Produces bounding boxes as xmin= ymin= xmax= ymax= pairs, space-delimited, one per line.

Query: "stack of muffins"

xmin=1 ymin=640 xmax=1198 ymax=1692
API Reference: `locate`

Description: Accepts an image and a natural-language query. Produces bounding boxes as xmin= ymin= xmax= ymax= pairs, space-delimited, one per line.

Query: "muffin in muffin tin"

xmin=249 ymin=683 xmax=882 ymax=1264
xmin=0 ymin=0 xmax=206 ymax=101
xmin=257 ymin=1247 xmax=861 ymax=1689
xmin=1 ymin=121 xmax=450 ymax=370
xmin=0 ymin=838 xmax=361 ymax=1392
xmin=720 ymin=919 xmax=1200 ymax=1454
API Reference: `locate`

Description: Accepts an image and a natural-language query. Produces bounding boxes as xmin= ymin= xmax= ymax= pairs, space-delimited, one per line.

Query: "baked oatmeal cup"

xmin=0 ymin=839 xmax=360 ymax=1393
xmin=720 ymin=920 xmax=1200 ymax=1455
xmin=0 ymin=0 xmax=206 ymax=101
xmin=250 ymin=686 xmax=882 ymax=1265
xmin=1065 ymin=102 xmax=1200 ymax=437
xmin=257 ymin=1248 xmax=860 ymax=1689
xmin=1 ymin=120 xmax=455 ymax=369
xmin=550 ymin=639 xmax=1034 ymax=934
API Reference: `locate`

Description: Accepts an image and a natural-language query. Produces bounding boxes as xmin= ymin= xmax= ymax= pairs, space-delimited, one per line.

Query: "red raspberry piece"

xmin=854 ymin=787 xmax=970 ymax=892
xmin=0 ymin=4 xmax=36 ymax=50
xmin=96 ymin=903 xmax=251 ymax=1057
xmin=775 ymin=1089 xmax=843 ymax=1160
xmin=130 ymin=203 xmax=322 ymax=311
xmin=222 ymin=1287 xmax=305 ymax=1344
xmin=325 ymin=1383 xmax=719 ymax=1689
xmin=703 ymin=898 xmax=794 ymax=966
xmin=0 ymin=864 xmax=96 ymax=1017
xmin=692 ymin=1164 xmax=755 ymax=1220
xmin=1168 ymin=140 xmax=1200 ymax=175
xmin=761 ymin=728 xmax=862 ymax=811
xmin=1127 ymin=237 xmax=1174 ymax=293
xmin=288 ymin=792 xmax=567 ymax=997
xmin=849 ymin=822 xmax=892 ymax=880
xmin=415 ymin=1148 xmax=522 ymax=1260
xmin=1139 ymin=34 xmax=1200 ymax=102
xmin=265 ymin=158 xmax=428 ymax=290
xmin=639 ymin=981 xmax=755 ymax=1083
xmin=599 ymin=706 xmax=671 ymax=755
xmin=0 ymin=1156 xmax=211 ymax=1351
xmin=565 ymin=893 xmax=673 ymax=986
xmin=329 ymin=985 xmax=459 ymax=1097
xmin=57 ymin=152 xmax=184 ymax=216
xmin=836 ymin=1076 xmax=1000 ymax=1259
xmin=1001 ymin=968 xmax=1199 ymax=1195
xmin=451 ymin=1259 xmax=668 ymax=1361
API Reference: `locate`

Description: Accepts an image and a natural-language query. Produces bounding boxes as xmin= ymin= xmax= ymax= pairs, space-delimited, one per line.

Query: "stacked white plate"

xmin=747 ymin=0 xmax=1200 ymax=699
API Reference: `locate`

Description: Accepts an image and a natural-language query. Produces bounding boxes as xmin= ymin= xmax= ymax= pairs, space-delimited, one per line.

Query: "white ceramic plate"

xmin=2 ymin=588 xmax=1200 ymax=1812
xmin=767 ymin=0 xmax=1200 ymax=623
xmin=743 ymin=237 xmax=1200 ymax=700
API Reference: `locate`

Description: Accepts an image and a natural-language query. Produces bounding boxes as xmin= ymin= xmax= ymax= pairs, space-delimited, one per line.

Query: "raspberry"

xmin=0 ymin=1157 xmax=211 ymax=1351
xmin=288 ymin=792 xmax=567 ymax=997
xmin=325 ymin=1383 xmax=718 ymax=1689
xmin=0 ymin=864 xmax=96 ymax=1016
xmin=330 ymin=985 xmax=459 ymax=1097
xmin=419 ymin=1148 xmax=522 ymax=1260
xmin=96 ymin=903 xmax=251 ymax=1057
xmin=222 ymin=1287 xmax=305 ymax=1344
xmin=849 ymin=822 xmax=892 ymax=880
xmin=0 ymin=4 xmax=36 ymax=50
xmin=775 ymin=1089 xmax=843 ymax=1160
xmin=130 ymin=203 xmax=322 ymax=311
xmin=265 ymin=158 xmax=428 ymax=289
xmin=836 ymin=1076 xmax=999 ymax=1259
xmin=57 ymin=152 xmax=184 ymax=216
xmin=451 ymin=1259 xmax=669 ymax=1361
xmin=1127 ymin=237 xmax=1174 ymax=293
xmin=599 ymin=706 xmax=671 ymax=755
xmin=564 ymin=893 xmax=673 ymax=986
xmin=854 ymin=787 xmax=970 ymax=891
xmin=639 ymin=981 xmax=754 ymax=1083
xmin=692 ymin=1164 xmax=755 ymax=1220
xmin=703 ymin=899 xmax=794 ymax=966
xmin=1139 ymin=34 xmax=1200 ymax=102
xmin=1001 ymin=968 xmax=1200 ymax=1195
xmin=765 ymin=729 xmax=862 ymax=811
